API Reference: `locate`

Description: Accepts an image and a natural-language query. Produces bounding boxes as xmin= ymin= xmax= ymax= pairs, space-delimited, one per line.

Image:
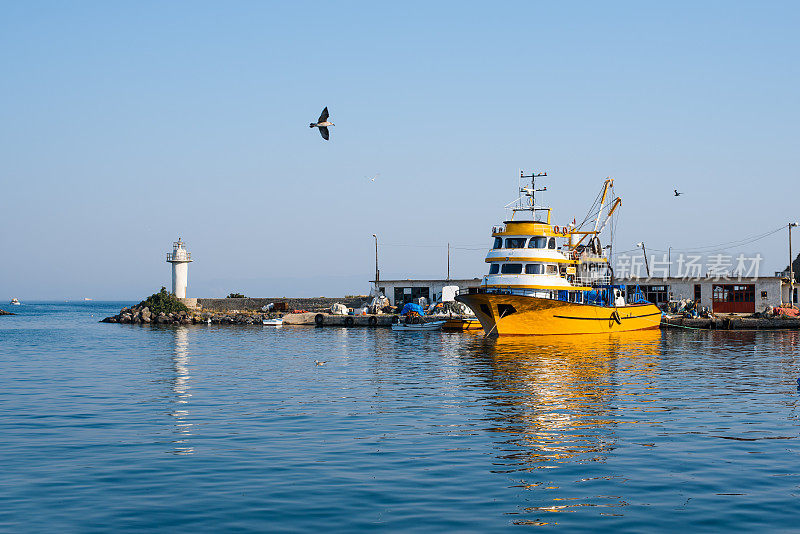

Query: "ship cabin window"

xmin=504 ymin=237 xmax=527 ymax=249
xmin=528 ymin=236 xmax=548 ymax=249
xmin=500 ymin=263 xmax=523 ymax=274
xmin=546 ymin=264 xmax=558 ymax=275
xmin=493 ymin=237 xmax=502 ymax=249
xmin=548 ymin=237 xmax=556 ymax=249
xmin=525 ymin=263 xmax=544 ymax=275
xmin=489 ymin=264 xmax=500 ymax=274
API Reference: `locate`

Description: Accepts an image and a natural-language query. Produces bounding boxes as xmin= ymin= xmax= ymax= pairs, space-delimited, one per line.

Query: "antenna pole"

xmin=520 ymin=170 xmax=547 ymax=212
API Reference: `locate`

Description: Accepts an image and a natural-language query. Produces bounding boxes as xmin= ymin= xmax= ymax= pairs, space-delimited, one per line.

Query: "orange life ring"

xmin=571 ymin=249 xmax=579 ymax=260
xmin=553 ymin=225 xmax=560 ymax=233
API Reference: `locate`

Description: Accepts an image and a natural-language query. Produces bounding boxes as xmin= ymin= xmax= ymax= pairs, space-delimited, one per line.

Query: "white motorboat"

xmin=10 ymin=298 xmax=20 ymax=306
xmin=262 ymin=318 xmax=284 ymax=326
xmin=391 ymin=320 xmax=446 ymax=331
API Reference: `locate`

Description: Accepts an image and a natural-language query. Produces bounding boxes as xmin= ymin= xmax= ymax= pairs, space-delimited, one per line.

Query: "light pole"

xmin=636 ymin=242 xmax=650 ymax=278
xmin=668 ymin=246 xmax=671 ymax=278
xmin=790 ymin=223 xmax=798 ymax=307
xmin=372 ymin=234 xmax=380 ymax=294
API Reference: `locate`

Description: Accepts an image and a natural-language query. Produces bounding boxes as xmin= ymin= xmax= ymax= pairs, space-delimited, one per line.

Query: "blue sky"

xmin=2 ymin=2 xmax=798 ymax=299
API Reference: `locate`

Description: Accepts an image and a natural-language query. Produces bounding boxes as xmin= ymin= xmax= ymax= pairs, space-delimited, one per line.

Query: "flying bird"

xmin=367 ymin=173 xmax=380 ymax=182
xmin=674 ymin=189 xmax=682 ymax=197
xmin=310 ymin=107 xmax=334 ymax=140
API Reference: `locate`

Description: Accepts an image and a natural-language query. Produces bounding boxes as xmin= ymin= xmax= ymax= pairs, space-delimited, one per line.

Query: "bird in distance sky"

xmin=310 ymin=107 xmax=334 ymax=140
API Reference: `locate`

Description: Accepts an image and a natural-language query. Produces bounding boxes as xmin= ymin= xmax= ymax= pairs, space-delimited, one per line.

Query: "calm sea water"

xmin=2 ymin=302 xmax=800 ymax=532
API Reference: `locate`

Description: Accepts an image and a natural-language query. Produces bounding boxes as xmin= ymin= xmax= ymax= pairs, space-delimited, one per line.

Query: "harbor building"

xmin=167 ymin=238 xmax=192 ymax=299
xmin=373 ymin=278 xmax=483 ymax=306
xmin=614 ymin=275 xmax=791 ymax=314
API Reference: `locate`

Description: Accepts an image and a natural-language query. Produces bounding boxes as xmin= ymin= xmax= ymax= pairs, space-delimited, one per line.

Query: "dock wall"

xmin=185 ymin=297 xmax=369 ymax=313
xmin=663 ymin=316 xmax=800 ymax=330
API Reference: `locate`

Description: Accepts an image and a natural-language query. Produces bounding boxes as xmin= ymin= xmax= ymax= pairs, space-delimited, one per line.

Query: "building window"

xmin=528 ymin=236 xmax=547 ymax=249
xmin=548 ymin=237 xmax=556 ymax=249
xmin=504 ymin=237 xmax=527 ymax=249
xmin=500 ymin=264 xmax=523 ymax=274
xmin=761 ymin=290 xmax=768 ymax=299
xmin=493 ymin=237 xmax=502 ymax=249
xmin=694 ymin=284 xmax=701 ymax=301
xmin=489 ymin=264 xmax=499 ymax=274
xmin=641 ymin=285 xmax=668 ymax=304
xmin=411 ymin=287 xmax=430 ymax=301
xmin=525 ymin=263 xmax=544 ymax=274
xmin=379 ymin=286 xmax=385 ymax=296
xmin=395 ymin=287 xmax=412 ymax=305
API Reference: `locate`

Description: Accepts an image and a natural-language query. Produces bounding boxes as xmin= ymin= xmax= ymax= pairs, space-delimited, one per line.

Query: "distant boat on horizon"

xmin=83 ymin=297 xmax=93 ymax=301
xmin=10 ymin=298 xmax=21 ymax=306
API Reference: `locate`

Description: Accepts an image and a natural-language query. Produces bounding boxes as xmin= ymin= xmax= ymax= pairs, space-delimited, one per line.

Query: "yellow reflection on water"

xmin=472 ymin=330 xmax=663 ymax=519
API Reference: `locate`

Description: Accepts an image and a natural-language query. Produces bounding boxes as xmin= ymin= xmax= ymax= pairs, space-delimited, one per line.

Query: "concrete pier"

xmin=662 ymin=316 xmax=800 ymax=330
xmin=283 ymin=313 xmax=395 ymax=326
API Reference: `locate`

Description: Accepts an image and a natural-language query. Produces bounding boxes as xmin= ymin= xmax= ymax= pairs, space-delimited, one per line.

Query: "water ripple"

xmin=1 ymin=303 xmax=799 ymax=531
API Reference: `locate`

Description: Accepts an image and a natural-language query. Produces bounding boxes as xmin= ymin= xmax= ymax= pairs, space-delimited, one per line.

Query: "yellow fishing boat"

xmin=456 ymin=171 xmax=661 ymax=336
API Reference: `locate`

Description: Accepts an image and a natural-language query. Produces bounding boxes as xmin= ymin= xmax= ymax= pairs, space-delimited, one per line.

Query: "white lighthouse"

xmin=166 ymin=238 xmax=193 ymax=298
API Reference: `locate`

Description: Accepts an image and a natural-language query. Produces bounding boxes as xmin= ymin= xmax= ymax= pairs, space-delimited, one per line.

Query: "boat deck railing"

xmin=572 ymin=273 xmax=611 ymax=286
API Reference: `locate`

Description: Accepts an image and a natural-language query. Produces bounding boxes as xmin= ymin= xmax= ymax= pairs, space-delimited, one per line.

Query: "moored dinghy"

xmin=391 ymin=320 xmax=446 ymax=331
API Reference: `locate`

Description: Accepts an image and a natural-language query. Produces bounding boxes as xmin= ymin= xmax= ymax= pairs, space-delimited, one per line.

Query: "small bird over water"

xmin=314 ymin=360 xmax=328 ymax=366
xmin=674 ymin=189 xmax=683 ymax=197
xmin=310 ymin=107 xmax=334 ymax=140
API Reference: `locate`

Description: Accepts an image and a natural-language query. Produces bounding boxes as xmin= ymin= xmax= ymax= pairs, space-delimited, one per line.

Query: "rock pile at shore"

xmin=101 ymin=304 xmax=276 ymax=325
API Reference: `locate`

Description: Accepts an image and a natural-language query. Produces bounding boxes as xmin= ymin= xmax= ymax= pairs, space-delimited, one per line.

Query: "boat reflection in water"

xmin=471 ymin=330 xmax=662 ymax=523
xmin=169 ymin=326 xmax=194 ymax=455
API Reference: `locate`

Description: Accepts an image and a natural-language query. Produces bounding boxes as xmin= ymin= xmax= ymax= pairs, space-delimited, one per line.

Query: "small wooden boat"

xmin=391 ymin=320 xmax=446 ymax=331
xmin=442 ymin=317 xmax=482 ymax=331
xmin=262 ymin=318 xmax=284 ymax=326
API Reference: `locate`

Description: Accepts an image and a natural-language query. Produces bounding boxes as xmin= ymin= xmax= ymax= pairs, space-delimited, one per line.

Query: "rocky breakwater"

xmin=0 ymin=308 xmax=14 ymax=316
xmin=102 ymin=304 xmax=273 ymax=325
xmin=101 ymin=287 xmax=280 ymax=326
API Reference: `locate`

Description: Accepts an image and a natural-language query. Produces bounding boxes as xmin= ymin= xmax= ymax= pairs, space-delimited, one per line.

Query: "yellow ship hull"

xmin=456 ymin=293 xmax=662 ymax=336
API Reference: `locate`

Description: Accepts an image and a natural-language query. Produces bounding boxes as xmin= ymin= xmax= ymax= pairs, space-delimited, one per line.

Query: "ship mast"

xmin=510 ymin=169 xmax=548 ymax=222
